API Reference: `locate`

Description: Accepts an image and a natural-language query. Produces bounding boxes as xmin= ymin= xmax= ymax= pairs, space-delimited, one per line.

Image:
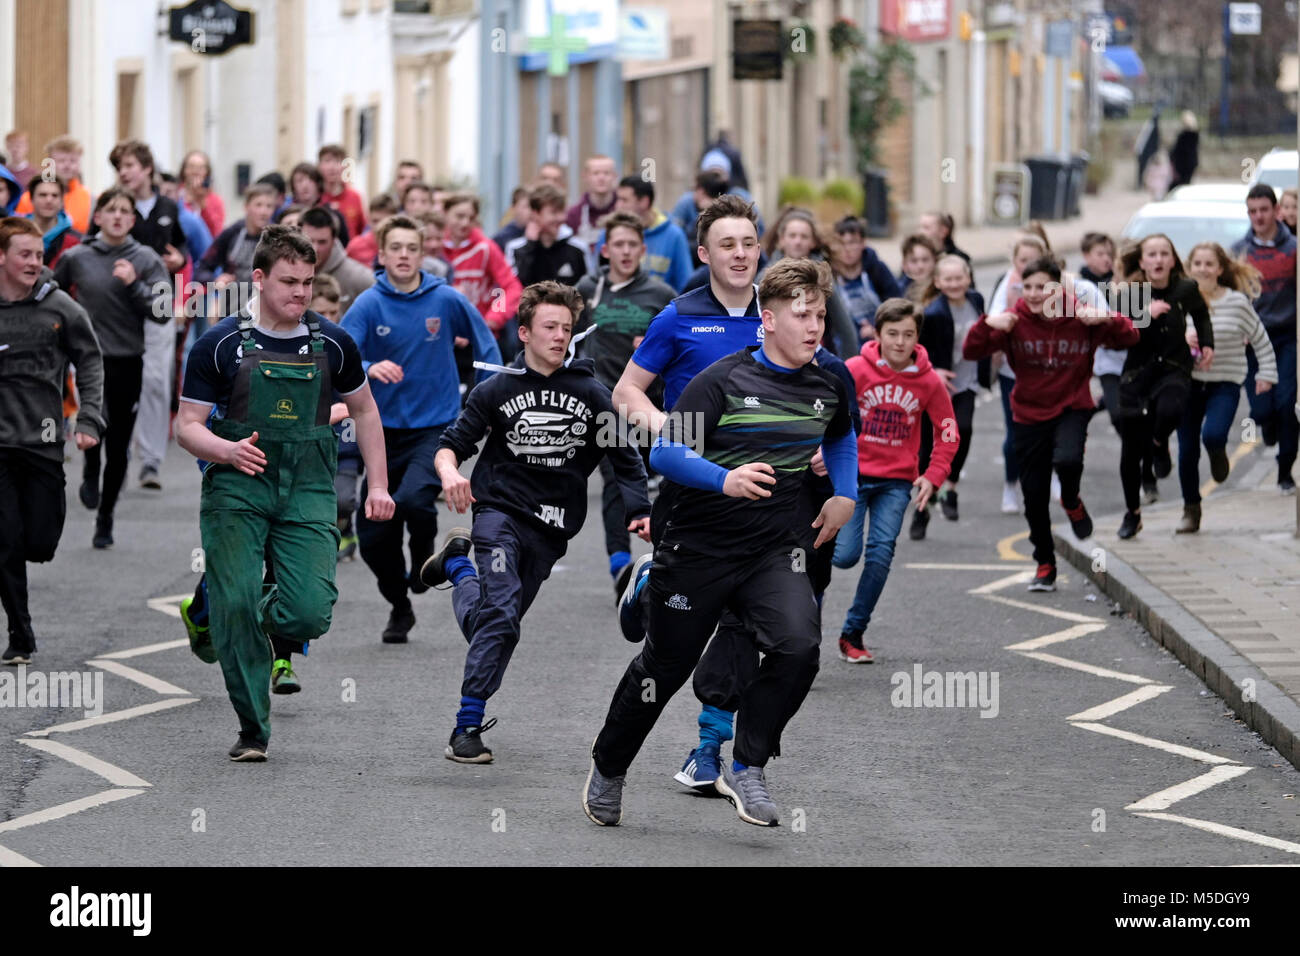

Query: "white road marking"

xmin=906 ymin=563 xmax=1036 ymax=571
xmin=145 ymin=594 xmax=190 ymax=619
xmin=95 ymin=639 xmax=189 ymax=660
xmin=1067 ymin=684 xmax=1174 ymax=721
xmin=1071 ymin=722 xmax=1238 ymax=764
xmin=0 ymin=789 xmax=145 ymax=834
xmin=18 ymin=738 xmax=151 ymax=789
xmin=968 ymin=571 xmax=1037 ymax=594
xmin=1126 ymin=765 xmax=1254 ymax=812
xmin=88 ymin=659 xmax=191 ymax=696
xmin=1007 ymin=622 xmax=1107 ymax=652
xmin=0 ymin=844 xmax=41 ymax=867
xmin=1022 ymin=652 xmax=1155 ymax=684
xmin=24 ymin=697 xmax=198 ymax=737
xmin=981 ymin=594 xmax=1102 ymax=623
xmin=1133 ymin=812 xmax=1300 ymax=855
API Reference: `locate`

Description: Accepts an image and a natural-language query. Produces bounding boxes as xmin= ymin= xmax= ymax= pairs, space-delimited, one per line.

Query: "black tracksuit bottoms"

xmin=593 ymin=542 xmax=822 ymax=776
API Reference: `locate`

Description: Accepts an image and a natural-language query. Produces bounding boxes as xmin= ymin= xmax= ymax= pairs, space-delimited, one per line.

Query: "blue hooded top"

xmin=342 ymin=270 xmax=502 ymax=429
xmin=0 ymin=165 xmax=21 ymax=214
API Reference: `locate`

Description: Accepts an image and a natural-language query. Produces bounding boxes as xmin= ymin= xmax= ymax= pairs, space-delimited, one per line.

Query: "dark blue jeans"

xmin=999 ymin=374 xmax=1019 ymax=483
xmin=831 ymin=476 xmax=913 ymax=634
xmin=1177 ymin=380 xmax=1242 ymax=504
xmin=1245 ymin=334 xmax=1298 ymax=483
xmin=454 ymin=507 xmax=567 ymax=701
xmin=357 ymin=425 xmax=444 ymax=609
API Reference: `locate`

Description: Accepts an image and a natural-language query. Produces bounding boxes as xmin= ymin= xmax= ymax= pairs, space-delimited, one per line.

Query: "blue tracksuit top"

xmin=342 ymin=270 xmax=502 ymax=429
xmin=631 ymin=282 xmax=762 ymax=409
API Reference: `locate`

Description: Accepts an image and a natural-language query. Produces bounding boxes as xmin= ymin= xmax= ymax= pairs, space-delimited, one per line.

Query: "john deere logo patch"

xmin=277 ymin=399 xmax=294 ymax=414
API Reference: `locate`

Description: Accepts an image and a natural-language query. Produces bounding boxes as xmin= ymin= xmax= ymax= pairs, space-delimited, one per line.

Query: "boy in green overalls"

xmin=176 ymin=226 xmax=395 ymax=761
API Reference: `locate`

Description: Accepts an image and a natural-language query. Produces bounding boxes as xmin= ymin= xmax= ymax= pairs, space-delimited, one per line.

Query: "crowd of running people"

xmin=0 ymin=129 xmax=1295 ymax=829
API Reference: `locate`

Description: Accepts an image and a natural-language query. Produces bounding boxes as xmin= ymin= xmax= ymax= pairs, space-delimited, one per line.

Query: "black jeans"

xmin=0 ymin=449 xmax=67 ymax=647
xmin=918 ymin=389 xmax=976 ymax=484
xmin=84 ymin=355 xmax=144 ymax=518
xmin=357 ymin=426 xmax=443 ymax=609
xmin=1118 ymin=367 xmax=1190 ymax=512
xmin=1013 ymin=409 xmax=1090 ymax=567
xmin=1098 ymin=374 xmax=1155 ymax=485
xmin=594 ymin=543 xmax=821 ymax=774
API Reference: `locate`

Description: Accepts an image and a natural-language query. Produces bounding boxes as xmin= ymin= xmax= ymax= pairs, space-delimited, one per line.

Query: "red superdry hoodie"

xmin=846 ymin=340 xmax=957 ymax=487
xmin=963 ymin=296 xmax=1138 ymax=424
xmin=443 ymin=226 xmax=523 ymax=332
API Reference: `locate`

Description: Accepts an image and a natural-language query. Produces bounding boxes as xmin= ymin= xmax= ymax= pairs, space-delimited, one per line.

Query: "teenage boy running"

xmin=53 ymin=188 xmax=170 ymax=549
xmin=25 ymin=177 xmax=81 ymax=267
xmin=342 ymin=215 xmax=501 ymax=643
xmin=573 ymin=211 xmax=675 ymax=589
xmin=505 ymin=183 xmax=588 ymax=287
xmin=318 ymin=144 xmax=367 ymax=241
xmin=832 ymin=297 xmax=956 ymax=663
xmin=177 ymin=226 xmax=394 ymax=761
xmin=583 ymin=257 xmax=856 ymax=828
xmin=964 ymin=257 xmax=1139 ymax=591
xmin=0 ymin=217 xmax=103 ymax=663
xmin=419 ymin=281 xmax=652 ymax=763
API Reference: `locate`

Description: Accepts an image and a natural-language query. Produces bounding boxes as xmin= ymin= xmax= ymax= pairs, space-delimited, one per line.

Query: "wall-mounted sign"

xmin=989 ymin=164 xmax=1030 ymax=227
xmin=168 ymin=1 xmax=255 ymax=56
xmin=733 ymin=19 xmax=784 ymax=81
xmin=880 ymin=0 xmax=950 ymax=43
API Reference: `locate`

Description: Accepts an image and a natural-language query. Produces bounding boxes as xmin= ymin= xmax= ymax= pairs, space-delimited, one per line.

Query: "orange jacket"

xmin=16 ymin=177 xmax=92 ymax=234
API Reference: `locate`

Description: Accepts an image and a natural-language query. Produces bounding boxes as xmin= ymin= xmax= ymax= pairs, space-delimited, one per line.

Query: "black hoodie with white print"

xmin=438 ymin=350 xmax=650 ymax=541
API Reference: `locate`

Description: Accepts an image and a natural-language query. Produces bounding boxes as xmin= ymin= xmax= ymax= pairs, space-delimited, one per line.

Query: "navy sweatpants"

xmin=453 ymin=508 xmax=567 ymax=701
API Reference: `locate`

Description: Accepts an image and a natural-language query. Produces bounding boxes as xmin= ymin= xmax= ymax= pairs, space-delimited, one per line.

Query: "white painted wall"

xmin=446 ymin=19 xmax=481 ymax=185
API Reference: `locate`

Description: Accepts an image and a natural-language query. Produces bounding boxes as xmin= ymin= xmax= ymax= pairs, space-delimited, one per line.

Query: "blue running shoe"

xmin=616 ymin=552 xmax=653 ymax=643
xmin=673 ymin=743 xmax=722 ymax=793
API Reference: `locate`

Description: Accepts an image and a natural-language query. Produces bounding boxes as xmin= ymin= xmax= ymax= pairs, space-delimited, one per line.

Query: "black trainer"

xmin=1063 ymin=498 xmax=1093 ymax=540
xmin=908 ymin=505 xmax=930 ymax=541
xmin=418 ymin=528 xmax=473 ymax=589
xmin=1117 ymin=510 xmax=1142 ymax=539
xmin=382 ymin=605 xmax=416 ymax=643
xmin=1027 ymin=564 xmax=1057 ymax=592
xmin=2 ymin=645 xmax=32 ymax=665
xmin=939 ymin=489 xmax=959 ymax=521
xmin=78 ymin=477 xmax=99 ymax=510
xmin=1151 ymin=438 xmax=1172 ymax=479
xmin=228 ymin=735 xmax=267 ymax=762
xmin=92 ymin=514 xmax=113 ymax=549
xmin=1207 ymin=446 xmax=1230 ymax=483
xmin=445 ymin=717 xmax=498 ymax=764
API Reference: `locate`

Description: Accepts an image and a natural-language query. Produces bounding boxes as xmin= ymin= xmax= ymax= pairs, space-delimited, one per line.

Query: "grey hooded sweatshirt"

xmin=0 ymin=267 xmax=104 ymax=459
xmin=53 ymin=235 xmax=170 ymax=358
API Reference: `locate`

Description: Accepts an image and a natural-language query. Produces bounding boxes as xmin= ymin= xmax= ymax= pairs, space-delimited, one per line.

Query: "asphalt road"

xmin=3 ymin=276 xmax=1299 ymax=865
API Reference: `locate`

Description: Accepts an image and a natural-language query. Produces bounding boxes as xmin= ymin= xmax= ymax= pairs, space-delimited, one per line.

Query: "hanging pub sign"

xmin=733 ymin=19 xmax=784 ymax=81
xmin=169 ymin=1 xmax=255 ymax=55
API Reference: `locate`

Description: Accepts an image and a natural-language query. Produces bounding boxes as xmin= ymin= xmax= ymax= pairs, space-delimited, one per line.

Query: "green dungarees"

xmin=200 ymin=312 xmax=340 ymax=745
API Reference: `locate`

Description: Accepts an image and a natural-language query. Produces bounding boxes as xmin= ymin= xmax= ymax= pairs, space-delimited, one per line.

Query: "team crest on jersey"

xmin=376 ymin=325 xmax=392 ymax=336
xmin=425 ymin=316 xmax=442 ymax=340
xmin=813 ymin=398 xmax=825 ymax=415
xmin=755 ymin=325 xmax=765 ymax=341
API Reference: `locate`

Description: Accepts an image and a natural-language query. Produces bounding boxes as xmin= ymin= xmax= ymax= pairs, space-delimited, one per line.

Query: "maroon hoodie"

xmin=963 ymin=296 xmax=1138 ymax=424
xmin=845 ymin=340 xmax=957 ymax=486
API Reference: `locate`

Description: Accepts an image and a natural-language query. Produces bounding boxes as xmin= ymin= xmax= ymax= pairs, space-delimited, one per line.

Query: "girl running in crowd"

xmin=1175 ymin=242 xmax=1277 ymax=532
xmin=965 ymin=257 xmax=1138 ymax=591
xmin=1279 ymin=188 xmax=1297 ymax=234
xmin=760 ymin=206 xmax=858 ymax=358
xmin=912 ymin=254 xmax=987 ymax=534
xmin=898 ymin=233 xmax=940 ymax=305
xmin=918 ymin=211 xmax=972 ymax=266
xmin=1114 ymin=234 xmax=1215 ymax=539
xmin=987 ymin=234 xmax=1048 ymax=514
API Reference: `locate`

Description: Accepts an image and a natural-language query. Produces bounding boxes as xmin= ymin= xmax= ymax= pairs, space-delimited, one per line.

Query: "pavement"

xmin=875 ymin=182 xmax=1151 ymax=273
xmin=1056 ymin=460 xmax=1300 ymax=773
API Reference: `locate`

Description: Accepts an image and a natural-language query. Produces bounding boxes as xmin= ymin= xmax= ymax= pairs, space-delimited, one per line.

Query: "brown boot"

xmin=1175 ymin=503 xmax=1201 ymax=534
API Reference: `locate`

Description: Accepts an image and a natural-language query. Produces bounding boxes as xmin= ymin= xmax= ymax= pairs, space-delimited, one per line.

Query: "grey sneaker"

xmin=583 ymin=753 xmax=625 ymax=826
xmin=716 ymin=764 xmax=780 ymax=827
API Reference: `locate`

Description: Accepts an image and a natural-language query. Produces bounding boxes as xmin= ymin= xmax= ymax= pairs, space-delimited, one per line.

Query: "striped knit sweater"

xmin=1188 ymin=288 xmax=1278 ymax=385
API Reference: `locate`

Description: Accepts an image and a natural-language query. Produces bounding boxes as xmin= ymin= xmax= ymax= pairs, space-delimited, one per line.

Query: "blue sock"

xmin=732 ymin=760 xmax=748 ymax=773
xmin=455 ymin=695 xmax=486 ymax=733
xmin=698 ymin=704 xmax=734 ymax=749
xmin=609 ymin=550 xmax=631 ymax=577
xmin=445 ymin=555 xmax=476 ymax=585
